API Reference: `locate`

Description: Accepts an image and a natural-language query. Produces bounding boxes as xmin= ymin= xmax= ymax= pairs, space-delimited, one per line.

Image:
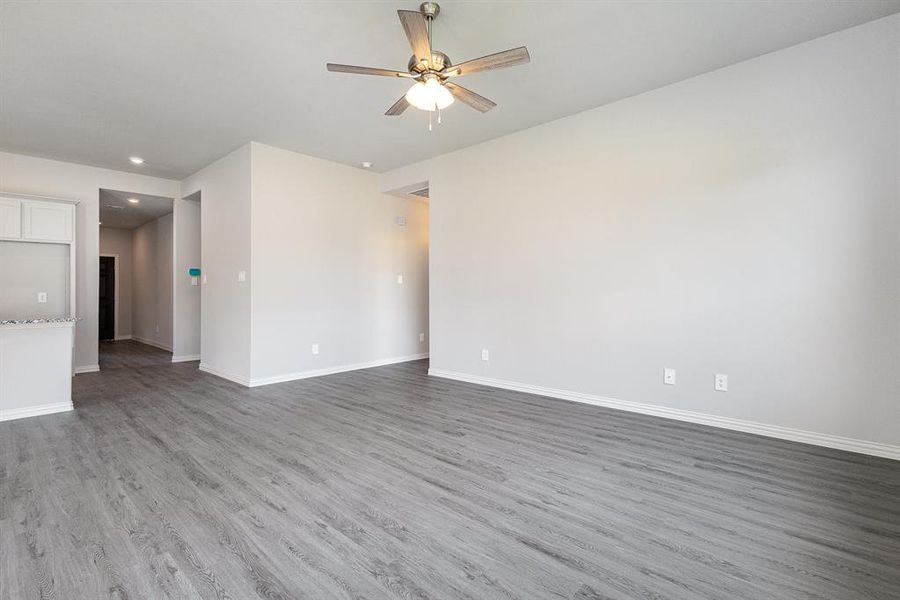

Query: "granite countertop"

xmin=0 ymin=317 xmax=79 ymax=326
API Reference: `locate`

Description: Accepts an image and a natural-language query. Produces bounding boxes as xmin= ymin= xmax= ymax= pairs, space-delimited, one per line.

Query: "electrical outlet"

xmin=715 ymin=374 xmax=728 ymax=392
xmin=311 ymin=343 xmax=319 ymax=355
xmin=37 ymin=292 xmax=47 ymax=303
xmin=419 ymin=332 xmax=425 ymax=342
xmin=481 ymin=349 xmax=490 ymax=361
xmin=238 ymin=270 xmax=247 ymax=282
xmin=397 ymin=274 xmax=404 ymax=285
xmin=664 ymin=368 xmax=676 ymax=385
xmin=396 ymin=216 xmax=407 ymax=226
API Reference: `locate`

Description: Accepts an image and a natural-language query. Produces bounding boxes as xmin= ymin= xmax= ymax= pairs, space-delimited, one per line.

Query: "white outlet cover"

xmin=397 ymin=274 xmax=404 ymax=284
xmin=715 ymin=374 xmax=728 ymax=391
xmin=664 ymin=368 xmax=676 ymax=385
xmin=238 ymin=270 xmax=247 ymax=282
xmin=419 ymin=332 xmax=425 ymax=342
xmin=396 ymin=216 xmax=407 ymax=226
xmin=311 ymin=343 xmax=319 ymax=355
xmin=37 ymin=292 xmax=48 ymax=303
xmin=191 ymin=276 xmax=199 ymax=286
xmin=481 ymin=349 xmax=490 ymax=361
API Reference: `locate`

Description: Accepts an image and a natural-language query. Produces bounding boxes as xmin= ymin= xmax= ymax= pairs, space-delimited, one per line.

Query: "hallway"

xmin=98 ymin=339 xmax=175 ymax=370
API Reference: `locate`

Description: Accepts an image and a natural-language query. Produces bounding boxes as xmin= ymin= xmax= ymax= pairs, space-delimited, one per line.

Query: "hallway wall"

xmin=132 ymin=213 xmax=173 ymax=351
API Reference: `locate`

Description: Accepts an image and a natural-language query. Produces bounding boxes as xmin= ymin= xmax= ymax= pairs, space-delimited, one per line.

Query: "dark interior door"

xmin=99 ymin=256 xmax=115 ymax=340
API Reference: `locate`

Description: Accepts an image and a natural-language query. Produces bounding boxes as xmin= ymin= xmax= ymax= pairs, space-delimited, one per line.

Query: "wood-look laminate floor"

xmin=2 ymin=340 xmax=898 ymax=599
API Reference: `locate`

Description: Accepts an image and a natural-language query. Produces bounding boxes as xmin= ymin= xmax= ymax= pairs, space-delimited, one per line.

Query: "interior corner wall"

xmin=99 ymin=226 xmax=134 ymax=337
xmin=180 ymin=144 xmax=252 ymax=384
xmin=0 ymin=152 xmax=179 ymax=370
xmin=172 ymin=194 xmax=201 ymax=360
xmin=386 ymin=15 xmax=900 ymax=448
xmin=249 ymin=142 xmax=429 ymax=384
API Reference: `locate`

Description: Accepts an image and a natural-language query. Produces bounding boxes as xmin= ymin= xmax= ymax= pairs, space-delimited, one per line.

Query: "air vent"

xmin=409 ymin=187 xmax=429 ymax=198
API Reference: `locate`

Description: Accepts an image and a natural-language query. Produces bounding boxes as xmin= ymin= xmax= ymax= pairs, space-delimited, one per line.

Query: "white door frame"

xmin=99 ymin=253 xmax=120 ymax=340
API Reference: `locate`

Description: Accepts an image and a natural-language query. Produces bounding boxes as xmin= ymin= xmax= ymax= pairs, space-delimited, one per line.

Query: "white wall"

xmin=0 ymin=152 xmax=179 ymax=369
xmin=172 ymin=193 xmax=201 ymax=360
xmin=180 ymin=144 xmax=252 ymax=382
xmin=249 ymin=143 xmax=429 ymax=384
xmin=0 ymin=241 xmax=70 ymax=320
xmin=99 ymin=227 xmax=133 ymax=338
xmin=132 ymin=213 xmax=173 ymax=350
xmin=384 ymin=15 xmax=900 ymax=451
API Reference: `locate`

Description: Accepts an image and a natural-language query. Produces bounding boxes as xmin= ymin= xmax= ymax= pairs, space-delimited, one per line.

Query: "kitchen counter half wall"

xmin=0 ymin=319 xmax=75 ymax=421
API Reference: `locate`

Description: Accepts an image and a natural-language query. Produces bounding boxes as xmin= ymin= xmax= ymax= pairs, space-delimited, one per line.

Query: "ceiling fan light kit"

xmin=326 ymin=2 xmax=530 ymax=127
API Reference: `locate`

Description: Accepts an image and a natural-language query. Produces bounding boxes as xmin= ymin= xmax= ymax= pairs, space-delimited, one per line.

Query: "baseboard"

xmin=428 ymin=369 xmax=900 ymax=461
xmin=114 ymin=335 xmax=132 ymax=341
xmin=0 ymin=402 xmax=73 ymax=422
xmin=172 ymin=354 xmax=201 ymax=363
xmin=73 ymin=364 xmax=100 ymax=374
xmin=249 ymin=353 xmax=430 ymax=388
xmin=199 ymin=363 xmax=251 ymax=387
xmin=131 ymin=336 xmax=173 ymax=352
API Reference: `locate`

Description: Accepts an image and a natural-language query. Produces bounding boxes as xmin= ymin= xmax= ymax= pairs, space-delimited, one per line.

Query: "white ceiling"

xmin=2 ymin=1 xmax=898 ymax=179
xmin=99 ymin=189 xmax=173 ymax=230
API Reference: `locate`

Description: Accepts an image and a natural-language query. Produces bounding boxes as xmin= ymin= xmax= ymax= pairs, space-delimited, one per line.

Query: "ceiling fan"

xmin=326 ymin=2 xmax=530 ymax=123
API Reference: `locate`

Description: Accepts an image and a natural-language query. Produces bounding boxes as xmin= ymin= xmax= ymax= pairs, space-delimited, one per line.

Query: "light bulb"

xmin=405 ymin=78 xmax=454 ymax=112
xmin=435 ymin=83 xmax=454 ymax=110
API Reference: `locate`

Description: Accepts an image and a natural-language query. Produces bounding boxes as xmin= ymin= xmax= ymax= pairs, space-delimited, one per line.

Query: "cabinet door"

xmin=0 ymin=196 xmax=22 ymax=239
xmin=22 ymin=200 xmax=74 ymax=242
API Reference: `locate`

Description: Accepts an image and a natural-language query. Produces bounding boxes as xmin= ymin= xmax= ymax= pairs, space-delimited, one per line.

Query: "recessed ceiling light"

xmin=361 ymin=162 xmax=372 ymax=169
xmin=129 ymin=156 xmax=144 ymax=165
xmin=127 ymin=198 xmax=140 ymax=204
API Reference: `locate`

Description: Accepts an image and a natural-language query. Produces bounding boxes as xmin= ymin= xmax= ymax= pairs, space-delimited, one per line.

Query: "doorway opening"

xmin=98 ymin=189 xmax=175 ymax=367
xmin=98 ymin=255 xmax=116 ymax=340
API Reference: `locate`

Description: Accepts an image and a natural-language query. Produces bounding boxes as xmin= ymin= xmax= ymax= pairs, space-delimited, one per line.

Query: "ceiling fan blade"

xmin=326 ymin=63 xmax=412 ymax=78
xmin=444 ymin=82 xmax=496 ymax=113
xmin=397 ymin=10 xmax=432 ymax=67
xmin=445 ymin=46 xmax=530 ymax=77
xmin=385 ymin=95 xmax=410 ymax=116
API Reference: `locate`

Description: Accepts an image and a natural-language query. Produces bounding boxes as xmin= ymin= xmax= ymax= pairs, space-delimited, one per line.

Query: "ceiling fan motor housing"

xmin=408 ymin=51 xmax=451 ymax=75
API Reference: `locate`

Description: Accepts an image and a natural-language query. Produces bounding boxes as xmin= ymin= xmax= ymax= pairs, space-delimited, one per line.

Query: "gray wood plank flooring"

xmin=1 ymin=339 xmax=898 ymax=599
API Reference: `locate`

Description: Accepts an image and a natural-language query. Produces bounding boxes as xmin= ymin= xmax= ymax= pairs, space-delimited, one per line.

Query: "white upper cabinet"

xmin=0 ymin=197 xmax=22 ymax=239
xmin=21 ymin=200 xmax=74 ymax=242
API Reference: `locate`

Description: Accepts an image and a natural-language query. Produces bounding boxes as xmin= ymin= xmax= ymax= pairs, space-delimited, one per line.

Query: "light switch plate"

xmin=664 ymin=368 xmax=676 ymax=385
xmin=37 ymin=292 xmax=47 ymax=303
xmin=396 ymin=216 xmax=407 ymax=226
xmin=311 ymin=343 xmax=319 ymax=355
xmin=238 ymin=270 xmax=247 ymax=282
xmin=397 ymin=274 xmax=404 ymax=284
xmin=419 ymin=332 xmax=425 ymax=342
xmin=481 ymin=349 xmax=490 ymax=361
xmin=715 ymin=374 xmax=728 ymax=392
xmin=191 ymin=276 xmax=199 ymax=286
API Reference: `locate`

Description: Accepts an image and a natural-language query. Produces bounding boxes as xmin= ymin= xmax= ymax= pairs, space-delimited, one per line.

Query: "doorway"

xmin=98 ymin=255 xmax=116 ymax=340
xmin=98 ymin=188 xmax=175 ymax=367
